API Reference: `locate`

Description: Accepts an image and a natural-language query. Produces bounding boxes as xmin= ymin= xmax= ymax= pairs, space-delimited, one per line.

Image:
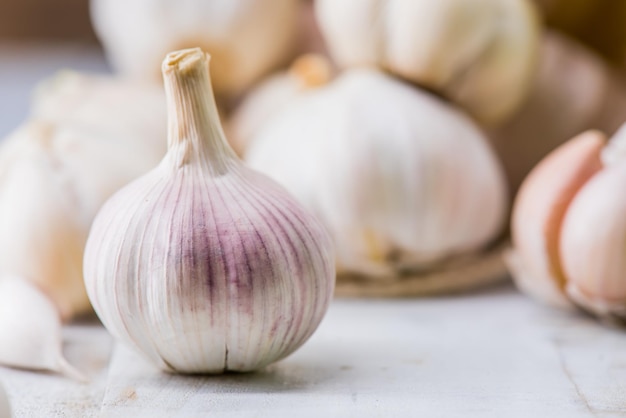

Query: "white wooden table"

xmin=1 ymin=284 xmax=626 ymax=417
xmin=1 ymin=44 xmax=626 ymax=418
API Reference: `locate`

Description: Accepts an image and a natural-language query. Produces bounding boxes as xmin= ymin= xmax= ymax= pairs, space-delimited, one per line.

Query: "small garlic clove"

xmin=0 ymin=379 xmax=9 ymax=418
xmin=560 ymin=164 xmax=626 ymax=320
xmin=0 ymin=276 xmax=85 ymax=381
xmin=509 ymin=130 xmax=605 ymax=308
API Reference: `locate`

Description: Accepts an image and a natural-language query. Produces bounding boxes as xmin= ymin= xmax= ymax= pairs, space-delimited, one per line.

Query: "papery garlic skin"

xmin=560 ymin=164 xmax=626 ymax=318
xmin=0 ymin=378 xmax=9 ymax=418
xmin=90 ymin=0 xmax=299 ymax=97
xmin=246 ymin=69 xmax=507 ymax=278
xmin=84 ymin=49 xmax=335 ymax=373
xmin=315 ymin=0 xmax=540 ymax=125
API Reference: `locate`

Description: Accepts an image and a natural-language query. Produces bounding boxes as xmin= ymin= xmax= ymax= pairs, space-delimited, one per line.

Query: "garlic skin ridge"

xmin=246 ymin=69 xmax=508 ymax=279
xmin=84 ymin=48 xmax=335 ymax=374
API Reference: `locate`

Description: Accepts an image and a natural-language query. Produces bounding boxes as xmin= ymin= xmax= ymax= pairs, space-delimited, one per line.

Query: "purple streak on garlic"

xmin=83 ymin=48 xmax=335 ymax=373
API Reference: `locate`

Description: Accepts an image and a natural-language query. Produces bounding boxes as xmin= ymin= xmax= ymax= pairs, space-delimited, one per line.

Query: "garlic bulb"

xmin=508 ymin=126 xmax=626 ymax=320
xmin=246 ymin=69 xmax=508 ymax=279
xmin=83 ymin=48 xmax=335 ymax=373
xmin=90 ymin=0 xmax=299 ymax=97
xmin=0 ymin=277 xmax=84 ymax=380
xmin=0 ymin=74 xmax=166 ymax=376
xmin=489 ymin=31 xmax=626 ymax=193
xmin=315 ymin=0 xmax=541 ymax=125
xmin=32 ymin=71 xmax=166 ymax=145
xmin=0 ymin=378 xmax=9 ymax=418
xmin=228 ymin=54 xmax=333 ymax=155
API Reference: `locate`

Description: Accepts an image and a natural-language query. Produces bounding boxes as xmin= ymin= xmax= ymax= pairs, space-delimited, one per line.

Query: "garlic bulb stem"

xmin=163 ymin=50 xmax=236 ymax=174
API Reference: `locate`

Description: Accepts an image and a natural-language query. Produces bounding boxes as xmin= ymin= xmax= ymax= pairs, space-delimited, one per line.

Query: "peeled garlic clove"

xmin=84 ymin=48 xmax=335 ymax=374
xmin=315 ymin=0 xmax=540 ymax=125
xmin=508 ymin=130 xmax=605 ymax=308
xmin=228 ymin=54 xmax=333 ymax=155
xmin=246 ymin=69 xmax=507 ymax=278
xmin=0 ymin=379 xmax=9 ymax=418
xmin=0 ymin=277 xmax=85 ymax=381
xmin=90 ymin=0 xmax=300 ymax=96
xmin=560 ymin=164 xmax=626 ymax=319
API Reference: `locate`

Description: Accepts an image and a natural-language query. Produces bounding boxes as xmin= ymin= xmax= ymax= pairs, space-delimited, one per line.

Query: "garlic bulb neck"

xmin=162 ymin=48 xmax=236 ymax=174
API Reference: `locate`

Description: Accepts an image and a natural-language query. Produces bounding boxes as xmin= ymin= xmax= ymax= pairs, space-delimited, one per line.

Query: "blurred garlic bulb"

xmin=246 ymin=69 xmax=508 ymax=279
xmin=90 ymin=0 xmax=299 ymax=97
xmin=32 ymin=71 xmax=166 ymax=144
xmin=84 ymin=48 xmax=335 ymax=373
xmin=228 ymin=54 xmax=333 ymax=155
xmin=489 ymin=31 xmax=626 ymax=193
xmin=508 ymin=126 xmax=626 ymax=320
xmin=0 ymin=73 xmax=166 ymax=377
xmin=315 ymin=0 xmax=541 ymax=125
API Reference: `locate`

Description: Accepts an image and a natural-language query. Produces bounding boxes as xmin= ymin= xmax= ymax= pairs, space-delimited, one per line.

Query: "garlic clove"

xmin=0 ymin=276 xmax=85 ymax=381
xmin=508 ymin=130 xmax=605 ymax=308
xmin=560 ymin=163 xmax=626 ymax=320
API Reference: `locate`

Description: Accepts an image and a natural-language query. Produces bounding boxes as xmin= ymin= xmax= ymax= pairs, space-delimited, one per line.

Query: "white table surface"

xmin=0 ymin=44 xmax=625 ymax=418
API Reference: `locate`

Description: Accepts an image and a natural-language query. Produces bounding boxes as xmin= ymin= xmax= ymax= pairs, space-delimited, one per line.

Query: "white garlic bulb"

xmin=0 ymin=378 xmax=9 ymax=418
xmin=83 ymin=48 xmax=335 ymax=373
xmin=246 ymin=69 xmax=508 ymax=279
xmin=228 ymin=54 xmax=333 ymax=155
xmin=315 ymin=0 xmax=541 ymax=125
xmin=90 ymin=0 xmax=299 ymax=97
xmin=0 ymin=74 xmax=166 ymax=376
xmin=32 ymin=71 xmax=166 ymax=146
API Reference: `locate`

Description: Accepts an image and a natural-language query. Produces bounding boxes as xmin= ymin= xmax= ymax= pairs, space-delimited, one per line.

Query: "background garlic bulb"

xmin=84 ymin=48 xmax=335 ymax=374
xmin=246 ymin=69 xmax=508 ymax=280
xmin=228 ymin=54 xmax=333 ymax=155
xmin=90 ymin=0 xmax=300 ymax=97
xmin=0 ymin=73 xmax=166 ymax=376
xmin=0 ymin=378 xmax=9 ymax=418
xmin=489 ymin=31 xmax=626 ymax=193
xmin=508 ymin=126 xmax=626 ymax=320
xmin=315 ymin=0 xmax=541 ymax=125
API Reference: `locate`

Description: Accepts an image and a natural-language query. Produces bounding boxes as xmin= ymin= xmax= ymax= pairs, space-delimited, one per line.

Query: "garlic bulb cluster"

xmin=0 ymin=379 xmax=8 ymax=418
xmin=228 ymin=54 xmax=333 ymax=155
xmin=246 ymin=69 xmax=508 ymax=279
xmin=489 ymin=31 xmax=626 ymax=193
xmin=84 ymin=48 xmax=335 ymax=373
xmin=508 ymin=126 xmax=626 ymax=320
xmin=0 ymin=73 xmax=166 ymax=377
xmin=90 ymin=0 xmax=300 ymax=97
xmin=315 ymin=0 xmax=540 ymax=125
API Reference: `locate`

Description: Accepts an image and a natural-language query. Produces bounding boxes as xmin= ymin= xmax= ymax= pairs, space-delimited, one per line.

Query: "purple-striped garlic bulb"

xmin=83 ymin=48 xmax=335 ymax=374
